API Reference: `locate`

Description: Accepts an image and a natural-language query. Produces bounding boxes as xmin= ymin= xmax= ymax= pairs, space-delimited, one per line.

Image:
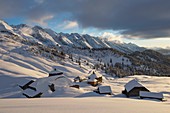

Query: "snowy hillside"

xmin=155 ymin=48 xmax=170 ymax=55
xmin=0 ymin=20 xmax=14 ymax=32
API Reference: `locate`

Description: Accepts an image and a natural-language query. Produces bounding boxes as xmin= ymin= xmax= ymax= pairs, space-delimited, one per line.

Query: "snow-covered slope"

xmin=122 ymin=42 xmax=146 ymax=52
xmin=13 ymin=24 xmax=38 ymax=43
xmin=154 ymin=48 xmax=170 ymax=55
xmin=13 ymin=24 xmax=59 ymax=46
xmin=32 ymin=26 xmax=60 ymax=46
xmin=0 ymin=20 xmax=13 ymax=32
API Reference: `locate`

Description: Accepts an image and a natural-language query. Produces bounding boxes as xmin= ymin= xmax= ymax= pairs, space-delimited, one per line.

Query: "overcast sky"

xmin=0 ymin=0 xmax=170 ymax=48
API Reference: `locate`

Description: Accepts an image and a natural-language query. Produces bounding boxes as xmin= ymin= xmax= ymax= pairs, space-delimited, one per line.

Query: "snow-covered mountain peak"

xmin=13 ymin=24 xmax=33 ymax=35
xmin=13 ymin=24 xmax=31 ymax=29
xmin=0 ymin=19 xmax=13 ymax=32
xmin=33 ymin=25 xmax=45 ymax=31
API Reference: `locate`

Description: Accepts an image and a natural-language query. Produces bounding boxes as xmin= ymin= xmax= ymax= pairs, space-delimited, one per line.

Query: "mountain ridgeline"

xmin=0 ymin=19 xmax=170 ymax=77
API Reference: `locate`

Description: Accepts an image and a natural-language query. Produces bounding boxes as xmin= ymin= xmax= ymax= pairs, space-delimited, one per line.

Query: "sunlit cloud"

xmin=58 ymin=20 xmax=79 ymax=30
xmin=101 ymin=32 xmax=123 ymax=43
xmin=28 ymin=14 xmax=54 ymax=26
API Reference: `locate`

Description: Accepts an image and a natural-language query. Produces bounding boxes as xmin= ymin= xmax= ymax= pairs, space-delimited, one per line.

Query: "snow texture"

xmin=0 ymin=98 xmax=170 ymax=113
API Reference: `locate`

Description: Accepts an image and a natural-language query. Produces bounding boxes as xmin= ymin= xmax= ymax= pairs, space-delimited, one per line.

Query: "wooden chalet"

xmin=87 ymin=71 xmax=103 ymax=86
xmin=49 ymin=68 xmax=63 ymax=77
xmin=122 ymin=79 xmax=149 ymax=97
xmin=94 ymin=86 xmax=112 ymax=95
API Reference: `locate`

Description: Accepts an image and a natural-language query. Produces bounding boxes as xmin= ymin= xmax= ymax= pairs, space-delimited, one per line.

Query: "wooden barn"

xmin=49 ymin=68 xmax=63 ymax=77
xmin=94 ymin=86 xmax=112 ymax=95
xmin=122 ymin=79 xmax=149 ymax=97
xmin=87 ymin=71 xmax=103 ymax=86
xmin=88 ymin=71 xmax=102 ymax=81
xmin=87 ymin=79 xmax=98 ymax=86
xmin=139 ymin=91 xmax=164 ymax=101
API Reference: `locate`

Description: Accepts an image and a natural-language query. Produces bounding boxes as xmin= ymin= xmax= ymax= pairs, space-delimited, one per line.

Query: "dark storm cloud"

xmin=0 ymin=0 xmax=35 ymax=18
xmin=0 ymin=0 xmax=170 ymax=38
xmin=73 ymin=0 xmax=170 ymax=39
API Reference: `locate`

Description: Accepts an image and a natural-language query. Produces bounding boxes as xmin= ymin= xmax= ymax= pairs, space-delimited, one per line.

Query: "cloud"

xmin=58 ymin=20 xmax=79 ymax=30
xmin=28 ymin=14 xmax=54 ymax=26
xmin=72 ymin=0 xmax=170 ymax=39
xmin=0 ymin=0 xmax=35 ymax=18
xmin=1 ymin=0 xmax=170 ymax=39
xmin=101 ymin=32 xmax=123 ymax=42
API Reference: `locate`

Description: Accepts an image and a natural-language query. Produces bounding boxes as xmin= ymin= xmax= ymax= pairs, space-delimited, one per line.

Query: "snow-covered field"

xmin=0 ymin=97 xmax=170 ymax=113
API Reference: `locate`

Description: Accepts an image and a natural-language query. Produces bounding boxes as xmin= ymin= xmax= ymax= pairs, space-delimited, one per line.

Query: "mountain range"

xmin=0 ymin=19 xmax=170 ymax=77
xmin=0 ymin=19 xmax=146 ymax=53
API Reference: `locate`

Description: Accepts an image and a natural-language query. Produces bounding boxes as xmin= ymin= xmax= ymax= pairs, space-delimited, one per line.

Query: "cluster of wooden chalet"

xmin=19 ymin=80 xmax=43 ymax=98
xmin=19 ymin=68 xmax=65 ymax=98
xmin=74 ymin=71 xmax=112 ymax=95
xmin=122 ymin=79 xmax=164 ymax=101
xmin=19 ymin=68 xmax=164 ymax=101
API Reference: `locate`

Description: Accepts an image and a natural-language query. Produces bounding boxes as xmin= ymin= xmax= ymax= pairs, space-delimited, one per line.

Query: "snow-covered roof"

xmin=23 ymin=88 xmax=38 ymax=97
xmin=49 ymin=69 xmax=63 ymax=74
xmin=36 ymin=76 xmax=72 ymax=89
xmin=125 ymin=79 xmax=144 ymax=92
xmin=89 ymin=71 xmax=102 ymax=80
xmin=98 ymin=86 xmax=112 ymax=94
xmin=139 ymin=91 xmax=163 ymax=99
xmin=87 ymin=79 xmax=98 ymax=82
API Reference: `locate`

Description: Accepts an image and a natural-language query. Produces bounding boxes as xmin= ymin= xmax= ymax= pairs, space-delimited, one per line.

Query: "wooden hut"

xmin=139 ymin=91 xmax=164 ymax=101
xmin=87 ymin=71 xmax=103 ymax=86
xmin=122 ymin=79 xmax=149 ymax=97
xmin=87 ymin=79 xmax=98 ymax=86
xmin=49 ymin=68 xmax=63 ymax=77
xmin=94 ymin=86 xmax=112 ymax=95
xmin=88 ymin=71 xmax=102 ymax=80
